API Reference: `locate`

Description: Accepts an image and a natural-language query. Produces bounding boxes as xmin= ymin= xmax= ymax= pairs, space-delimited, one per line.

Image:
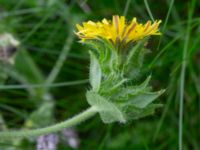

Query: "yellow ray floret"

xmin=76 ymin=15 xmax=161 ymax=44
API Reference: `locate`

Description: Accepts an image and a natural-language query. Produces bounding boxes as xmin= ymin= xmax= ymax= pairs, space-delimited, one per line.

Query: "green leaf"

xmin=125 ymin=40 xmax=146 ymax=66
xmin=124 ymin=104 xmax=162 ymax=120
xmin=86 ymin=91 xmax=126 ymax=123
xmin=135 ymin=104 xmax=163 ymax=119
xmin=128 ymin=90 xmax=165 ymax=108
xmin=0 ymin=69 xmax=7 ymax=84
xmin=25 ymin=101 xmax=54 ymax=128
xmin=15 ymin=49 xmax=44 ymax=84
xmin=89 ymin=51 xmax=102 ymax=92
xmin=14 ymin=49 xmax=45 ymax=98
xmin=113 ymin=75 xmax=151 ymax=99
xmin=123 ymin=39 xmax=148 ymax=78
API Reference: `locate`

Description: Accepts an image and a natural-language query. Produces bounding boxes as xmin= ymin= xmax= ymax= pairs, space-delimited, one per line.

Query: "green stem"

xmin=143 ymin=0 xmax=154 ymax=21
xmin=45 ymin=29 xmax=74 ymax=86
xmin=123 ymin=0 xmax=131 ymax=16
xmin=179 ymin=1 xmax=195 ymax=150
xmin=0 ymin=107 xmax=97 ymax=139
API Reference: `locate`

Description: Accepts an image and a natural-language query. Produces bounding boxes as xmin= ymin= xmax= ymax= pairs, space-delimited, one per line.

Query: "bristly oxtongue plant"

xmin=0 ymin=15 xmax=164 ymax=139
xmin=76 ymin=15 xmax=164 ymax=123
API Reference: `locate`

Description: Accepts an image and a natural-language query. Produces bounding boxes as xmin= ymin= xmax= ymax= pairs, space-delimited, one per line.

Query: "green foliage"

xmin=123 ymin=39 xmax=149 ymax=78
xmin=89 ymin=51 xmax=101 ymax=92
xmin=86 ymin=91 xmax=125 ymax=123
xmin=14 ymin=49 xmax=45 ymax=98
xmin=85 ymin=39 xmax=164 ymax=123
xmin=25 ymin=100 xmax=55 ymax=128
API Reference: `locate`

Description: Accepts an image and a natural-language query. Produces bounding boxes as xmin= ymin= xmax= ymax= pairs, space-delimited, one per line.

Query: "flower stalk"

xmin=0 ymin=107 xmax=97 ymax=138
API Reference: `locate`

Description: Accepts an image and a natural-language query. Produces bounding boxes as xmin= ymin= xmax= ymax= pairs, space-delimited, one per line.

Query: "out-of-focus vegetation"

xmin=0 ymin=0 xmax=200 ymax=149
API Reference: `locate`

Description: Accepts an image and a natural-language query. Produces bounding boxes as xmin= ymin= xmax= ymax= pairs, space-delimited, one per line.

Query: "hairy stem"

xmin=0 ymin=107 xmax=97 ymax=139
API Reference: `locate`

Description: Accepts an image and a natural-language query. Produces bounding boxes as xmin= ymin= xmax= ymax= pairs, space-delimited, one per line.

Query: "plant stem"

xmin=123 ymin=0 xmax=131 ymax=16
xmin=179 ymin=1 xmax=195 ymax=150
xmin=143 ymin=0 xmax=154 ymax=21
xmin=0 ymin=107 xmax=97 ymax=139
xmin=45 ymin=29 xmax=74 ymax=86
xmin=0 ymin=79 xmax=88 ymax=90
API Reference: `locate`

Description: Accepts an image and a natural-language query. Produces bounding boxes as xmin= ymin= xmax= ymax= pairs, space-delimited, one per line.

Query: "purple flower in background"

xmin=37 ymin=134 xmax=59 ymax=150
xmin=62 ymin=129 xmax=80 ymax=149
xmin=36 ymin=129 xmax=80 ymax=149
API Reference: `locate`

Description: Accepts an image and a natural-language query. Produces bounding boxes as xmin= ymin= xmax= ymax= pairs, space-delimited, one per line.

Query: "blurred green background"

xmin=0 ymin=0 xmax=199 ymax=149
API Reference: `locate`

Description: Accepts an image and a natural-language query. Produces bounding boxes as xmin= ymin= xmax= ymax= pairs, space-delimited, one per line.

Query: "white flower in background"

xmin=0 ymin=33 xmax=20 ymax=63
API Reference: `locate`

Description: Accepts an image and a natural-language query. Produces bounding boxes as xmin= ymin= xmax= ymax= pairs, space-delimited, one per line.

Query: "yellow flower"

xmin=76 ymin=15 xmax=161 ymax=45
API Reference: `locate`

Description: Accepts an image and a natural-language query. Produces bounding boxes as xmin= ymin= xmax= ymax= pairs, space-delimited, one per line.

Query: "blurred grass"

xmin=0 ymin=0 xmax=200 ymax=149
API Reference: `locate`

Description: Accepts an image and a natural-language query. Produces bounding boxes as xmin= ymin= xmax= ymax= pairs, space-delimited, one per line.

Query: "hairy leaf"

xmin=89 ymin=51 xmax=102 ymax=92
xmin=86 ymin=91 xmax=126 ymax=123
xmin=128 ymin=90 xmax=165 ymax=108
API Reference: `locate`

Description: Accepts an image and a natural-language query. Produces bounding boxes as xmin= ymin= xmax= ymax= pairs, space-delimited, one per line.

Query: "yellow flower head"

xmin=76 ymin=15 xmax=161 ymax=45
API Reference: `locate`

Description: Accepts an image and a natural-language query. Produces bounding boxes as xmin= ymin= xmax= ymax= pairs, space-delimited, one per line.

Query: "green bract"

xmin=86 ymin=39 xmax=164 ymax=123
